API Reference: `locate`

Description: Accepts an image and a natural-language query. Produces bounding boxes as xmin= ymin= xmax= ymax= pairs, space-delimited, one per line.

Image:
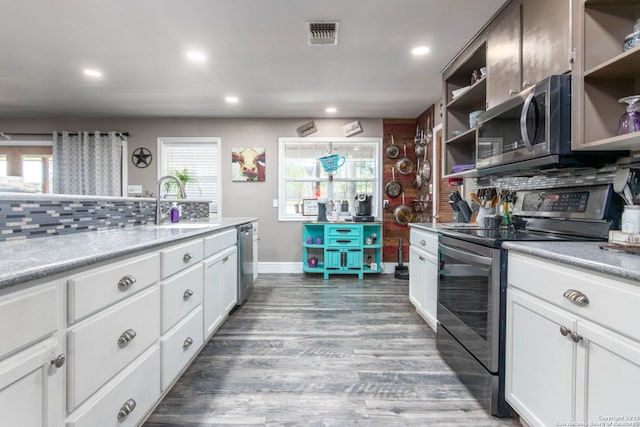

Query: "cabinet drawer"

xmin=161 ymin=306 xmax=203 ymax=391
xmin=67 ymin=286 xmax=161 ymax=410
xmin=204 ymin=229 xmax=236 ymax=258
xmin=327 ymin=237 xmax=360 ymax=247
xmin=161 ymin=263 xmax=203 ymax=333
xmin=0 ymin=283 xmax=58 ymax=360
xmin=68 ymin=253 xmax=160 ymax=323
xmin=326 ymin=225 xmax=361 ymax=239
xmin=508 ymin=253 xmax=640 ymax=342
xmin=161 ymin=239 xmax=203 ymax=279
xmin=410 ymin=228 xmax=438 ymax=255
xmin=66 ymin=345 xmax=161 ymax=427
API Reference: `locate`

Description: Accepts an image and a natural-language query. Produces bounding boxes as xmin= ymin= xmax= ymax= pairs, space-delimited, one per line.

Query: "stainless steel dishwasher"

xmin=237 ymin=223 xmax=254 ymax=305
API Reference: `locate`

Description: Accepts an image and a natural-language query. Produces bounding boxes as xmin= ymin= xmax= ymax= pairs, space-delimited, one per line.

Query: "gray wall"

xmin=0 ymin=117 xmax=383 ymax=263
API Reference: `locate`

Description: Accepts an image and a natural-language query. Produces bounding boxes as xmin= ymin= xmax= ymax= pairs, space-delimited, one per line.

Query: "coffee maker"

xmin=354 ymin=194 xmax=374 ymax=222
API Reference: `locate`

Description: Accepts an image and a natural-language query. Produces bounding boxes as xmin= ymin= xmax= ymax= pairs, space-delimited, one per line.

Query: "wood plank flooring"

xmin=144 ymin=274 xmax=520 ymax=426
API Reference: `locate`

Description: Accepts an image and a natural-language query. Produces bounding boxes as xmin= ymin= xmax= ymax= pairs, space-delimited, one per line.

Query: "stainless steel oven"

xmin=436 ymin=185 xmax=619 ymax=418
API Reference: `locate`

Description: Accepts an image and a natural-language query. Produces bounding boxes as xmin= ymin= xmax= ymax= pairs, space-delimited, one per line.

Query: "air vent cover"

xmin=307 ymin=21 xmax=339 ymax=46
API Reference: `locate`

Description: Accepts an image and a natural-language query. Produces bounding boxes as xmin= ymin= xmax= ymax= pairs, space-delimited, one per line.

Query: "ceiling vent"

xmin=307 ymin=21 xmax=339 ymax=46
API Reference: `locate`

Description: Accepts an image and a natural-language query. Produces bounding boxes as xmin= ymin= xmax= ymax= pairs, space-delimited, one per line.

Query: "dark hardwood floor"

xmin=144 ymin=274 xmax=520 ymax=426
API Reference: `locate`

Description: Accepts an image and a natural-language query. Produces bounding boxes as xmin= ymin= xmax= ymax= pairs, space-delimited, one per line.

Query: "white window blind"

xmin=158 ymin=137 xmax=220 ymax=213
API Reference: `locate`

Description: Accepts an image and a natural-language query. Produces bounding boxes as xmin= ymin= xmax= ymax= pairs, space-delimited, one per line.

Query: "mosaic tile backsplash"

xmin=0 ymin=195 xmax=211 ymax=242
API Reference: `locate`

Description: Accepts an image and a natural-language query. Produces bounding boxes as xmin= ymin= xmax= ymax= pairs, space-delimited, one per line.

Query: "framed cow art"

xmin=231 ymin=147 xmax=266 ymax=182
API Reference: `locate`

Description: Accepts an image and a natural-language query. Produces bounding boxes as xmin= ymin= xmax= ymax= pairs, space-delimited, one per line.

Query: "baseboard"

xmin=257 ymin=262 xmax=399 ymax=275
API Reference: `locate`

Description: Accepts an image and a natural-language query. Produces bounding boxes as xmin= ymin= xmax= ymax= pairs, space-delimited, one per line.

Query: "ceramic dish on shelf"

xmin=451 ymin=86 xmax=470 ymax=99
xmin=624 ymin=31 xmax=640 ymax=51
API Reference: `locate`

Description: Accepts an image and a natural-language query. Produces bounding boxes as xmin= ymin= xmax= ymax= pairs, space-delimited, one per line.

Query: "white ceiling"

xmin=0 ymin=0 xmax=507 ymax=119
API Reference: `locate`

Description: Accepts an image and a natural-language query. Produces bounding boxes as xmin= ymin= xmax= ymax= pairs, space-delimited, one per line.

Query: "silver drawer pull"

xmin=117 ymin=275 xmax=136 ymax=291
xmin=419 ymin=255 xmax=425 ymax=261
xmin=183 ymin=252 xmax=193 ymax=263
xmin=117 ymin=329 xmax=137 ymax=347
xmin=183 ymin=337 xmax=194 ymax=350
xmin=117 ymin=398 xmax=137 ymax=421
xmin=559 ymin=325 xmax=571 ymax=337
xmin=183 ymin=289 xmax=194 ymax=300
xmin=50 ymin=354 xmax=66 ymax=368
xmin=563 ymin=289 xmax=589 ymax=306
xmin=509 ymin=89 xmax=518 ymax=96
xmin=223 ymin=256 xmax=229 ymax=262
xmin=570 ymin=332 xmax=583 ymax=343
xmin=420 ymin=239 xmax=426 ymax=246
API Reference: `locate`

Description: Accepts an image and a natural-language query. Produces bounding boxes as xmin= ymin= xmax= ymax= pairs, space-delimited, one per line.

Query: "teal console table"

xmin=302 ymin=222 xmax=383 ymax=279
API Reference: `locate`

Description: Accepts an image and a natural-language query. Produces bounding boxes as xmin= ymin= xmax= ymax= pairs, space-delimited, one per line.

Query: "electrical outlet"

xmin=272 ymin=199 xmax=278 ymax=208
xmin=383 ymin=199 xmax=389 ymax=208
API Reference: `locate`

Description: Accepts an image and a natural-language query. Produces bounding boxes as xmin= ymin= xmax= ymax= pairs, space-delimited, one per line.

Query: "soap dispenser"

xmin=170 ymin=202 xmax=180 ymax=223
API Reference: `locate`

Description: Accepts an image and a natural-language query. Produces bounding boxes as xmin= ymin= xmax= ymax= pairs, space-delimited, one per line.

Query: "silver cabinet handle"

xmin=117 ymin=275 xmax=136 ymax=291
xmin=509 ymin=89 xmax=518 ymax=96
xmin=563 ymin=289 xmax=590 ymax=306
xmin=117 ymin=398 xmax=137 ymax=421
xmin=570 ymin=332 xmax=583 ymax=343
xmin=183 ymin=337 xmax=194 ymax=350
xmin=183 ymin=289 xmax=194 ymax=300
xmin=559 ymin=325 xmax=571 ymax=336
xmin=117 ymin=329 xmax=137 ymax=347
xmin=522 ymin=80 xmax=532 ymax=89
xmin=419 ymin=255 xmax=425 ymax=261
xmin=183 ymin=252 xmax=193 ymax=263
xmin=419 ymin=239 xmax=426 ymax=246
xmin=223 ymin=256 xmax=229 ymax=262
xmin=50 ymin=354 xmax=66 ymax=368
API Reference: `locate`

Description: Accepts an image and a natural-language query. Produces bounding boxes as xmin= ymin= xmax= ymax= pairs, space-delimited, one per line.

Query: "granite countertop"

xmin=503 ymin=241 xmax=640 ymax=283
xmin=409 ymin=222 xmax=442 ymax=232
xmin=0 ymin=217 xmax=257 ymax=290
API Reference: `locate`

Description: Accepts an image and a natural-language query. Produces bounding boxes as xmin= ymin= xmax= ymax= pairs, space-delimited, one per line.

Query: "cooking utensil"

xmin=396 ymin=144 xmax=414 ymax=175
xmin=412 ymin=158 xmax=423 ymax=189
xmin=386 ymin=134 xmax=399 ymax=159
xmin=489 ymin=194 xmax=500 ymax=208
xmin=385 ymin=167 xmax=402 ymax=198
xmin=393 ymin=192 xmax=414 ymax=225
xmin=469 ymin=192 xmax=482 ymax=207
xmin=420 ymin=147 xmax=431 ymax=182
xmin=415 ymin=141 xmax=425 ymax=158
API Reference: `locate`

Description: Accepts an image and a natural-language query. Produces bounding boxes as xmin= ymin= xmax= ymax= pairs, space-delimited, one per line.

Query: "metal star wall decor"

xmin=132 ymin=147 xmax=152 ymax=168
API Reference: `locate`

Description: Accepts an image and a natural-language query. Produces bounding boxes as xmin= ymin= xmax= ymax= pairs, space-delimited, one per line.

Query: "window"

xmin=278 ymin=137 xmax=382 ymax=221
xmin=157 ymin=137 xmax=221 ymax=214
xmin=0 ymin=143 xmax=53 ymax=193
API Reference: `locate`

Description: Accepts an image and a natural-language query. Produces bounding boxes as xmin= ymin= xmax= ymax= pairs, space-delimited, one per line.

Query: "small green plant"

xmin=164 ymin=168 xmax=199 ymax=198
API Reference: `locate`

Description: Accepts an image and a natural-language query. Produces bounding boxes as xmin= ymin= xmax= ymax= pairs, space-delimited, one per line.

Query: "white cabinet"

xmin=252 ymin=221 xmax=258 ymax=281
xmin=203 ymin=245 xmax=237 ymax=340
xmin=408 ymin=227 xmax=439 ymax=331
xmin=160 ymin=306 xmax=203 ymax=390
xmin=0 ymin=281 xmax=64 ymax=427
xmin=506 ymin=252 xmax=640 ymax=426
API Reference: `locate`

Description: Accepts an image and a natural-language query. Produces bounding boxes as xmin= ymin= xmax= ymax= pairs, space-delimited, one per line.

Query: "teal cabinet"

xmin=302 ymin=223 xmax=382 ymax=279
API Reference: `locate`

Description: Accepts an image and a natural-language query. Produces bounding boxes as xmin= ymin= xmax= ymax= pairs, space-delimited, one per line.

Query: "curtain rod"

xmin=0 ymin=131 xmax=130 ymax=137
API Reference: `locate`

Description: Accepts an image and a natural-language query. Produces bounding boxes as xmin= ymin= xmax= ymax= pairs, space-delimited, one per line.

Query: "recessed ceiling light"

xmin=326 ymin=107 xmax=337 ymax=113
xmin=186 ymin=51 xmax=207 ymax=62
xmin=225 ymin=96 xmax=239 ymax=104
xmin=83 ymin=69 xmax=103 ymax=78
xmin=411 ymin=46 xmax=431 ymax=56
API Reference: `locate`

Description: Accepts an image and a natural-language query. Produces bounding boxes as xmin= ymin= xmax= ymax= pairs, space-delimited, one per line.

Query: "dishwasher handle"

xmin=239 ymin=224 xmax=253 ymax=234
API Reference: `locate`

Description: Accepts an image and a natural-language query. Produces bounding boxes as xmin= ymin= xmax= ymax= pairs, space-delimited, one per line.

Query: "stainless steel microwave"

xmin=475 ymin=75 xmax=607 ymax=176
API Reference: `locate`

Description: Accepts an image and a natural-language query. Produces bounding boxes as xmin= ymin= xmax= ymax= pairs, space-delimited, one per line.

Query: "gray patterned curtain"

xmin=52 ymin=131 xmax=125 ymax=196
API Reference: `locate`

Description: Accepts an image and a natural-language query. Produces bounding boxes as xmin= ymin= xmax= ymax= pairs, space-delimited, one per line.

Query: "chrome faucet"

xmin=155 ymin=175 xmax=187 ymax=225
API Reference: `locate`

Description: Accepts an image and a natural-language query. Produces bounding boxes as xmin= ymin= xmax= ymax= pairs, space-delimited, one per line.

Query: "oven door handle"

xmin=439 ymin=244 xmax=492 ymax=267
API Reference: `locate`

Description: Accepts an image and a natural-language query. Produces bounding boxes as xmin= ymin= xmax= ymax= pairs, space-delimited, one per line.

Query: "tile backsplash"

xmin=0 ymin=194 xmax=211 ymax=242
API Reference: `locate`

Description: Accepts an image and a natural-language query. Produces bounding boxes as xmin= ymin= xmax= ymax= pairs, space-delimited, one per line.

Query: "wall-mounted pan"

xmin=385 ymin=167 xmax=402 ymax=198
xmin=386 ymin=134 xmax=399 ymax=159
xmin=393 ymin=192 xmax=413 ymax=225
xmin=396 ymin=144 xmax=414 ymax=175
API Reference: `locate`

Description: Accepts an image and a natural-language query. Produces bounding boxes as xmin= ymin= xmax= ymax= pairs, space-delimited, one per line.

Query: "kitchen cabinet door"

xmin=521 ymin=0 xmax=571 ymax=88
xmin=506 ymin=288 xmax=576 ymax=427
xmin=575 ymin=320 xmax=640 ymax=424
xmin=409 ymin=245 xmax=425 ymax=314
xmin=222 ymin=247 xmax=238 ymax=314
xmin=486 ymin=0 xmax=522 ymax=109
xmin=203 ymin=253 xmax=225 ymax=340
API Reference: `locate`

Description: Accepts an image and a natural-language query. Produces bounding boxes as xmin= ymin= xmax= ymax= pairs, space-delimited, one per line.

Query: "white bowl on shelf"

xmin=452 ymin=86 xmax=470 ymax=99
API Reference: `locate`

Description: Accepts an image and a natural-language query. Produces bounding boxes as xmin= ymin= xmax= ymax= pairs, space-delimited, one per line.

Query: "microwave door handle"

xmin=520 ymin=92 xmax=535 ymax=152
xmin=439 ymin=244 xmax=492 ymax=267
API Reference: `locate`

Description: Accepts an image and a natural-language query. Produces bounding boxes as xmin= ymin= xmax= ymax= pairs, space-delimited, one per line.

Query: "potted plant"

xmin=164 ymin=168 xmax=198 ymax=198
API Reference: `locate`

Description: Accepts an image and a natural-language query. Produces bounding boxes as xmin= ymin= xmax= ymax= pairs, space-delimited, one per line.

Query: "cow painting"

xmin=231 ymin=147 xmax=266 ymax=182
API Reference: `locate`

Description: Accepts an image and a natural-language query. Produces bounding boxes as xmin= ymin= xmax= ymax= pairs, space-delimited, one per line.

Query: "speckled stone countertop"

xmin=408 ymin=222 xmax=442 ymax=232
xmin=0 ymin=217 xmax=257 ymax=290
xmin=503 ymin=241 xmax=640 ymax=283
